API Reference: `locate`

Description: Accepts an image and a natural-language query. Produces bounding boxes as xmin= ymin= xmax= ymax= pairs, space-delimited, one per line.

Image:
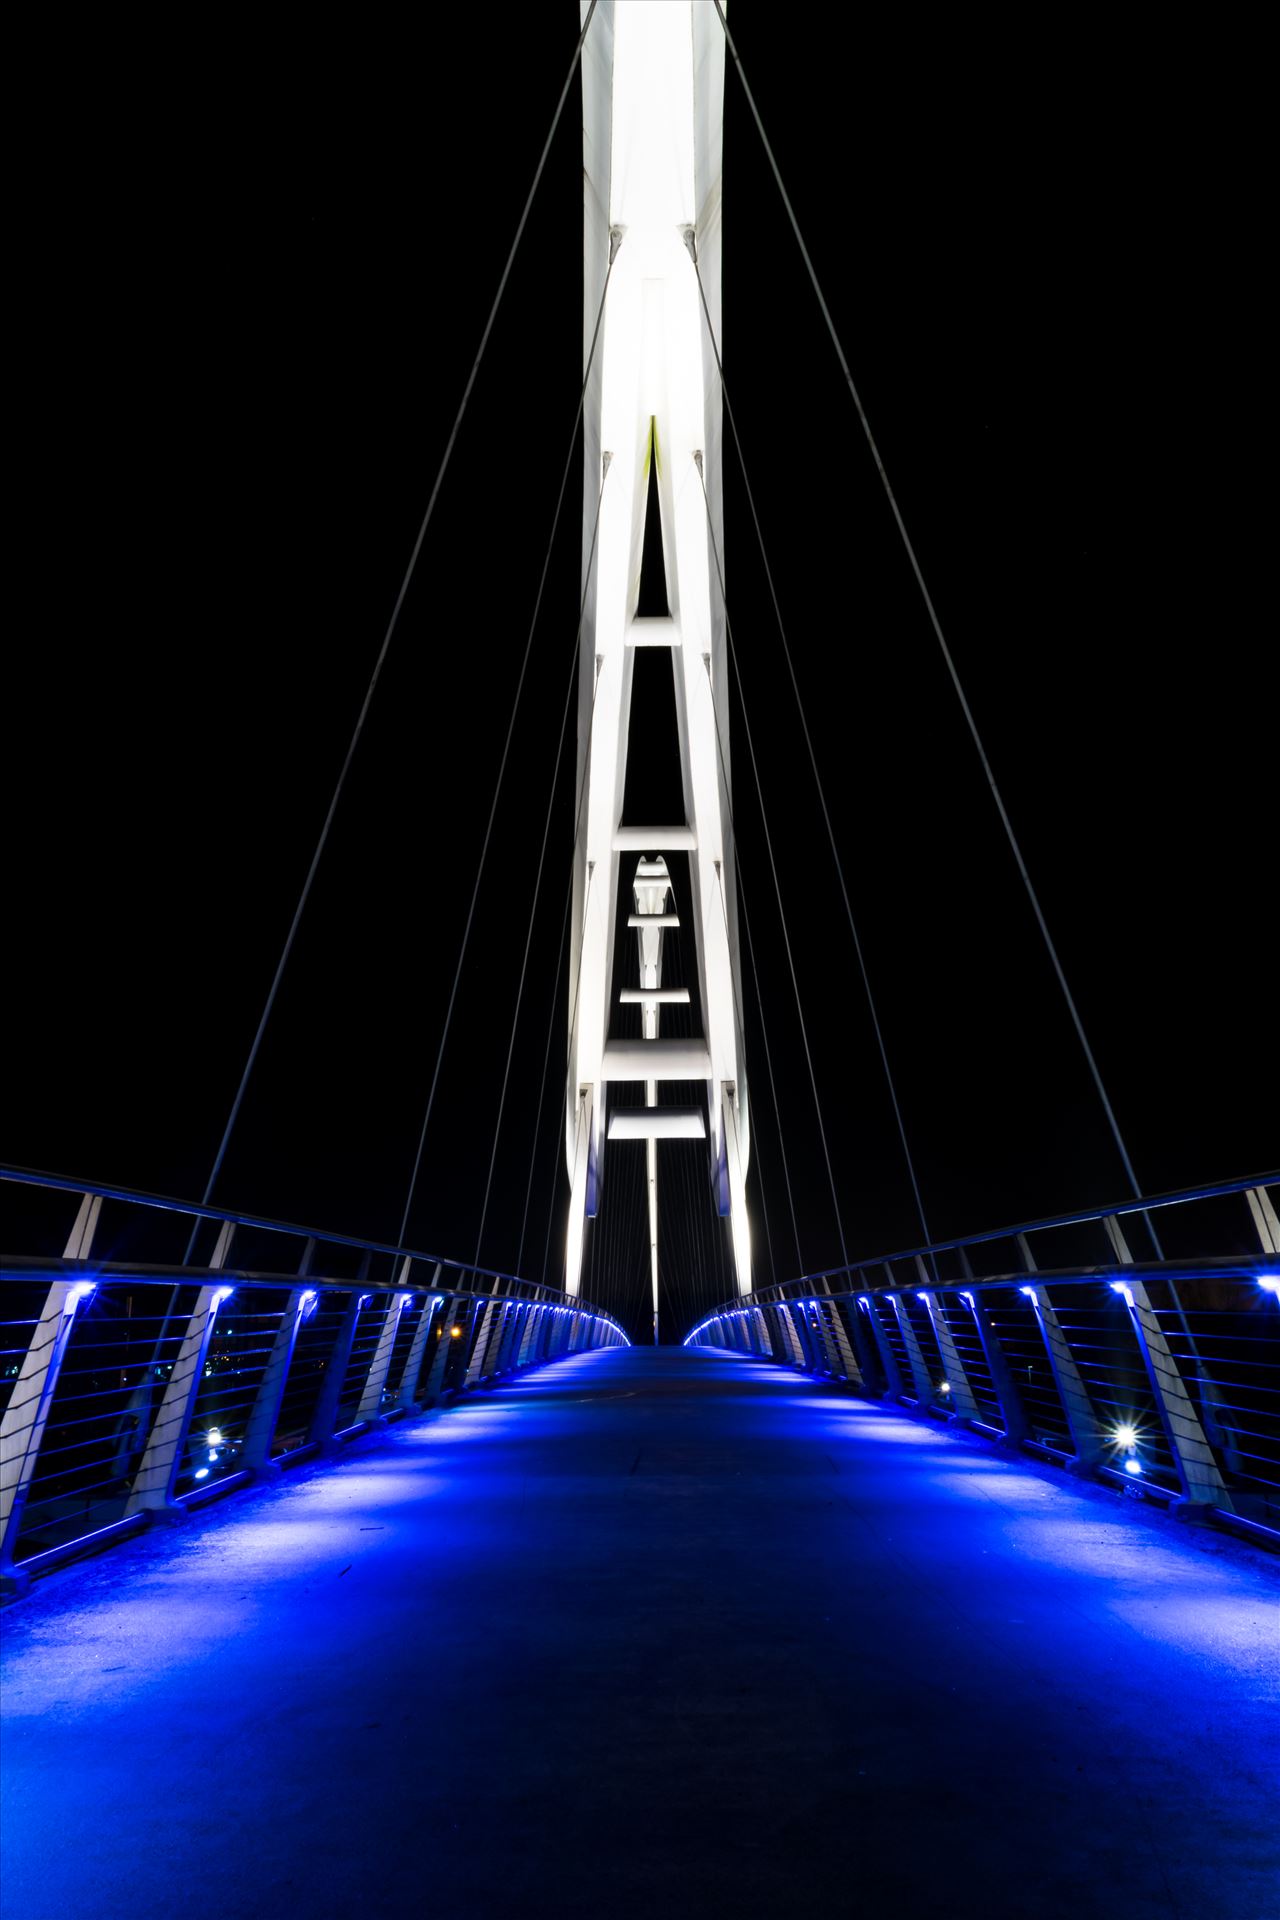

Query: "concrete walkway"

xmin=2 ymin=1347 xmax=1277 ymax=1919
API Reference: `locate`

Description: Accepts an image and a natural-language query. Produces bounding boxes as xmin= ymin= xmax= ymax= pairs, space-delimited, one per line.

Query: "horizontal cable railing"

xmin=686 ymin=1174 xmax=1280 ymax=1540
xmin=0 ymin=1168 xmax=628 ymax=1593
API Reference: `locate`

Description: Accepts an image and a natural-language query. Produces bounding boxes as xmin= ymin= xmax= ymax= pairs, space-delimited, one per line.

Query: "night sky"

xmin=8 ymin=8 xmax=1274 ymax=1340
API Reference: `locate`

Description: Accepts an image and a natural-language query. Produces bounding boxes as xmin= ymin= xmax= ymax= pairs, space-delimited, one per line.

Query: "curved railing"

xmin=686 ymin=1173 xmax=1280 ymax=1542
xmin=0 ymin=1168 xmax=628 ymax=1594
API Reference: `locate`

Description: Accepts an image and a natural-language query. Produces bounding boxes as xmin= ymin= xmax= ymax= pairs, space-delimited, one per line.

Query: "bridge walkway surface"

xmin=2 ymin=1346 xmax=1276 ymax=1918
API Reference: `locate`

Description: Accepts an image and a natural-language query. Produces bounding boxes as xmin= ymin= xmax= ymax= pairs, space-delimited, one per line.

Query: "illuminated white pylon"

xmin=566 ymin=1 xmax=750 ymax=1304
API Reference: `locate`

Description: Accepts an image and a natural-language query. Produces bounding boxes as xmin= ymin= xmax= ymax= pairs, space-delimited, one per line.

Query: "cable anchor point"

xmin=609 ymin=226 xmax=625 ymax=264
xmin=681 ymin=225 xmax=698 ymax=265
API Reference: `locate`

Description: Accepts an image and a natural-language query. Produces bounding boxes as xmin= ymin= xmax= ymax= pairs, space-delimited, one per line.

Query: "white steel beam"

xmin=568 ymin=1 xmax=750 ymax=1301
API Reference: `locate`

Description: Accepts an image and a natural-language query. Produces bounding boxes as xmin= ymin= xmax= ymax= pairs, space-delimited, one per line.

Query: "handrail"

xmin=729 ymin=1169 xmax=1280 ymax=1308
xmin=0 ymin=1163 xmax=539 ymax=1292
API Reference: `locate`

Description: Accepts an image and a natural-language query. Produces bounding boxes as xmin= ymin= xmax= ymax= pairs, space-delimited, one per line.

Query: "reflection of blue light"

xmin=194 ymin=1468 xmax=210 ymax=1480
xmin=1124 ymin=1457 xmax=1142 ymax=1476
xmin=858 ymin=1296 xmax=871 ymax=1309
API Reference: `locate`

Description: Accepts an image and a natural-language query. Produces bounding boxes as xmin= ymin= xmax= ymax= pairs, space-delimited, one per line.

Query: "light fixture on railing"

xmin=1019 ymin=1286 xmax=1038 ymax=1300
xmin=64 ymin=1280 xmax=96 ymax=1313
xmin=1110 ymin=1281 xmax=1135 ymax=1306
xmin=1259 ymin=1274 xmax=1279 ymax=1296
xmin=212 ymin=1287 xmax=234 ymax=1311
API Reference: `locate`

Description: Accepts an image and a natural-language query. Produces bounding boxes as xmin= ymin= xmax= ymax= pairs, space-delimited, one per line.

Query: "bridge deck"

xmin=2 ymin=1347 xmax=1276 ymax=1918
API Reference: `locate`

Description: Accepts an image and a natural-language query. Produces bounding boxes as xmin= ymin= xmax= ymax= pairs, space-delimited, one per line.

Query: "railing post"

xmin=356 ymin=1279 xmax=413 ymax=1425
xmin=419 ymin=1295 xmax=464 ymax=1402
xmin=306 ymin=1288 xmax=366 ymax=1447
xmin=240 ymin=1287 xmax=311 ymax=1474
xmin=821 ymin=1294 xmax=863 ymax=1384
xmin=517 ymin=1304 xmax=543 ymax=1367
xmin=959 ymin=1291 xmax=1030 ymax=1443
xmin=917 ymin=1288 xmax=980 ymax=1421
xmin=772 ymin=1303 xmax=802 ymax=1367
xmin=127 ymin=1223 xmax=238 ymax=1518
xmin=1110 ymin=1279 xmax=1232 ymax=1513
xmin=887 ymin=1293 xmax=934 ymax=1406
xmin=0 ymin=1275 xmax=99 ymax=1595
xmin=1246 ymin=1185 xmax=1280 ymax=1255
xmin=398 ymin=1268 xmax=445 ymax=1408
xmin=857 ymin=1296 xmax=902 ymax=1397
xmin=751 ymin=1307 xmax=774 ymax=1356
xmin=467 ymin=1296 xmax=502 ymax=1383
xmin=1019 ymin=1281 xmax=1106 ymax=1469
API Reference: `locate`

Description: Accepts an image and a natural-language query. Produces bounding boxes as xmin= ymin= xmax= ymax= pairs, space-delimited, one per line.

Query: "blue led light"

xmin=1259 ymin=1275 xmax=1279 ymax=1295
xmin=1019 ymin=1286 xmax=1037 ymax=1300
xmin=194 ymin=1468 xmax=210 ymax=1481
xmin=1124 ymin=1456 xmax=1142 ymax=1476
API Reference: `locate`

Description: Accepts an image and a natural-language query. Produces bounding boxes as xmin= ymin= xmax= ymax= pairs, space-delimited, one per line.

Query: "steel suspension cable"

xmin=736 ymin=872 xmax=803 ymax=1277
xmin=187 ymin=3 xmax=600 ymax=1257
xmin=712 ymin=0 xmax=1156 ymax=1248
xmin=470 ymin=442 xmax=615 ymax=1271
xmin=397 ymin=244 xmax=616 ymax=1250
xmin=515 ymin=899 xmax=571 ymax=1279
xmin=694 ymin=461 xmax=854 ymax=1279
xmin=692 ymin=256 xmax=936 ymax=1262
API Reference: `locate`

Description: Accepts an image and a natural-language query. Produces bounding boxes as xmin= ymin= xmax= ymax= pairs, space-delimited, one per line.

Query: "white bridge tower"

xmin=566 ymin=2 xmax=751 ymax=1323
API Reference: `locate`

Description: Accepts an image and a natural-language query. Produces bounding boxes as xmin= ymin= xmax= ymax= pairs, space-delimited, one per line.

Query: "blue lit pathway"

xmin=2 ymin=1347 xmax=1277 ymax=1918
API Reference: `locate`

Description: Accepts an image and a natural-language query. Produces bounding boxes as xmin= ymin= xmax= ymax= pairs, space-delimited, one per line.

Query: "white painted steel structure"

xmin=566 ymin=1 xmax=751 ymax=1304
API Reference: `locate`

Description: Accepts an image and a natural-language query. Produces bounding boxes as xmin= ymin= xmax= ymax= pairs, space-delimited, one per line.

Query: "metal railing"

xmin=0 ymin=1168 xmax=628 ymax=1594
xmin=686 ymin=1173 xmax=1280 ymax=1541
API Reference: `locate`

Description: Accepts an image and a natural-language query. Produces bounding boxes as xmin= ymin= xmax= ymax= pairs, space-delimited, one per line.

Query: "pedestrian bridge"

xmin=2 ymin=1340 xmax=1276 ymax=1920
xmin=2 ymin=1169 xmax=1278 ymax=1920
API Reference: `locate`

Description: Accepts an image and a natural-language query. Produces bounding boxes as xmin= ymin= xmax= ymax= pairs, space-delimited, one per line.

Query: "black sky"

xmin=7 ymin=8 xmax=1274 ymax=1339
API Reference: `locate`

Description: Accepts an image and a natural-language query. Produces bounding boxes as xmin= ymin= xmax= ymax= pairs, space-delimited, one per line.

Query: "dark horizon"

xmin=7 ymin=8 xmax=1274 ymax=1342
